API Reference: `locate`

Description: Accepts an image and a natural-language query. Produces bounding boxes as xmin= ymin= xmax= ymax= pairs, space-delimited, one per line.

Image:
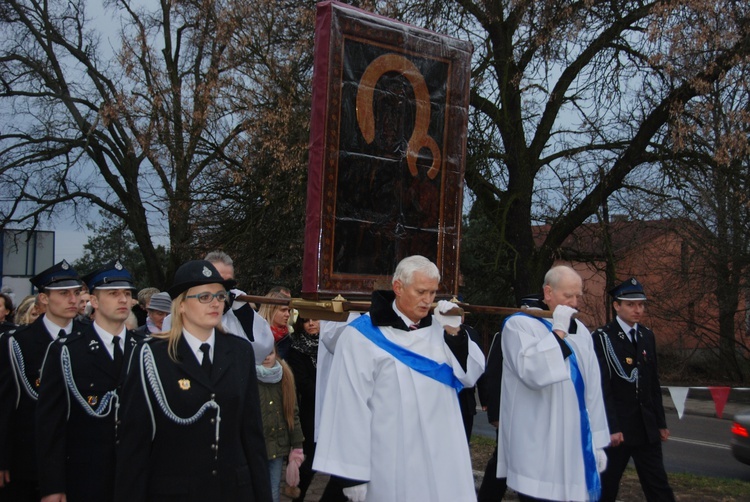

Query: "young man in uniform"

xmin=36 ymin=260 xmax=146 ymax=502
xmin=592 ymin=278 xmax=675 ymax=502
xmin=0 ymin=261 xmax=85 ymax=501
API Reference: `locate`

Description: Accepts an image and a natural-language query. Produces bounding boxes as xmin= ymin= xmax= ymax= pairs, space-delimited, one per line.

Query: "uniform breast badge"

xmin=87 ymin=395 xmax=98 ymax=406
xmin=35 ymin=377 xmax=41 ymax=387
xmin=178 ymin=378 xmax=191 ymax=390
xmin=625 ymin=357 xmax=633 ymax=365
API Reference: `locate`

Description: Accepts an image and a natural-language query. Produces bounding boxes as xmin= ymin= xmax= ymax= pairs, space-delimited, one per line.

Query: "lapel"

xmin=608 ymin=323 xmax=637 ymax=356
xmin=176 ymin=335 xmax=213 ymax=390
xmin=211 ymin=333 xmax=232 ymax=385
xmin=32 ymin=316 xmax=55 ymax=345
xmin=85 ymin=329 xmax=120 ymax=381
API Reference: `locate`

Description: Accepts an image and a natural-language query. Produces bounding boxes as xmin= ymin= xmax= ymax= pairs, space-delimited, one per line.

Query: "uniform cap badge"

xmin=202 ymin=266 xmax=212 ymax=278
xmin=178 ymin=378 xmax=191 ymax=390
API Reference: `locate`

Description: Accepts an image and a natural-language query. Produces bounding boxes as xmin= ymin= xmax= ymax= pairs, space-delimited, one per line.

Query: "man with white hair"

xmin=314 ymin=255 xmax=484 ymax=502
xmin=497 ymin=265 xmax=610 ymax=501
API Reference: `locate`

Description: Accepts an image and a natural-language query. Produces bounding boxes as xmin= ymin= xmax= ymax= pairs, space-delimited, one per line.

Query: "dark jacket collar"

xmin=369 ymin=290 xmax=433 ymax=331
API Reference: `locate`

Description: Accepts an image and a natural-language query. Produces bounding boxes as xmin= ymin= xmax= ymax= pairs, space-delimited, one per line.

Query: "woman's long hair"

xmin=279 ymin=357 xmax=298 ymax=431
xmin=156 ymin=292 xmax=225 ymax=362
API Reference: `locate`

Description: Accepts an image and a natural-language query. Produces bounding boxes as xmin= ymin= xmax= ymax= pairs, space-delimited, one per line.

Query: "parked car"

xmin=731 ymin=408 xmax=750 ymax=465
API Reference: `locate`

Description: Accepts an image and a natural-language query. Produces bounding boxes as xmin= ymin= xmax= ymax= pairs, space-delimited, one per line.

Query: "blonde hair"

xmin=155 ymin=292 xmax=225 ymax=362
xmin=257 ymin=288 xmax=292 ymax=329
xmin=14 ymin=295 xmax=40 ymax=325
xmin=280 ymin=358 xmax=298 ymax=431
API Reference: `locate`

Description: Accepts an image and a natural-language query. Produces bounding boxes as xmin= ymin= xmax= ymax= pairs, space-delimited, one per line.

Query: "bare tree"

xmin=193 ymin=0 xmax=315 ymax=293
xmin=379 ymin=0 xmax=750 ymax=300
xmin=0 ymin=0 xmax=284 ymax=285
xmin=655 ymin=63 xmax=750 ymax=380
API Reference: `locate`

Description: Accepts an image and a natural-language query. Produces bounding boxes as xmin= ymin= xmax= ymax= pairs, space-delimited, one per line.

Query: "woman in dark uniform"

xmin=114 ymin=260 xmax=271 ymax=502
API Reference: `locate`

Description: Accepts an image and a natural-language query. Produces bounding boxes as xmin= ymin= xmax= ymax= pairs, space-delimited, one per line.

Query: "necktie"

xmin=112 ymin=336 xmax=123 ymax=373
xmin=58 ymin=329 xmax=67 ymax=339
xmin=200 ymin=343 xmax=212 ymax=376
xmin=409 ymin=323 xmax=419 ymax=330
xmin=629 ymin=328 xmax=638 ymax=350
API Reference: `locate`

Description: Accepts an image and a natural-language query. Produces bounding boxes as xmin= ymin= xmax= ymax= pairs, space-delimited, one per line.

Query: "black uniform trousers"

xmin=601 ymin=439 xmax=674 ymax=502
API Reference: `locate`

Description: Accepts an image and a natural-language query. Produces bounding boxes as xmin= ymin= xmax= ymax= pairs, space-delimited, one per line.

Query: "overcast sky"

xmin=54 ymin=229 xmax=90 ymax=263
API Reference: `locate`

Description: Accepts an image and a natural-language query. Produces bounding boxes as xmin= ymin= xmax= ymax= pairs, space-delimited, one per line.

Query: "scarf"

xmin=256 ymin=361 xmax=283 ymax=383
xmin=271 ymin=325 xmax=288 ymax=343
xmin=290 ymin=331 xmax=319 ymax=368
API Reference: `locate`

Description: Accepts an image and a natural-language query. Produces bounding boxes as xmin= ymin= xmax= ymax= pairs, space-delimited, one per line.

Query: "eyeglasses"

xmin=185 ymin=291 xmax=229 ymax=304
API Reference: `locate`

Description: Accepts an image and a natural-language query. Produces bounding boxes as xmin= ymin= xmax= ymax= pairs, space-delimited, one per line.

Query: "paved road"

xmin=663 ymin=410 xmax=750 ymax=481
xmin=472 ymin=409 xmax=750 ymax=481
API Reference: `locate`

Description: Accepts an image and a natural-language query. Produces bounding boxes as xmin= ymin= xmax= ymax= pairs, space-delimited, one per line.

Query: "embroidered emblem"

xmin=617 ymin=332 xmax=625 ymax=340
xmin=202 ymin=266 xmax=212 ymax=278
xmin=88 ymin=339 xmax=100 ymax=351
xmin=179 ymin=379 xmax=191 ymax=390
xmin=87 ymin=395 xmax=98 ymax=406
xmin=35 ymin=377 xmax=41 ymax=388
xmin=115 ymin=260 xmax=123 ymax=270
xmin=625 ymin=357 xmax=633 ymax=365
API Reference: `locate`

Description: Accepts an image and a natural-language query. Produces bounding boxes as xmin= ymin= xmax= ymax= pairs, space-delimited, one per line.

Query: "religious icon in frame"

xmin=302 ymin=1 xmax=472 ymax=298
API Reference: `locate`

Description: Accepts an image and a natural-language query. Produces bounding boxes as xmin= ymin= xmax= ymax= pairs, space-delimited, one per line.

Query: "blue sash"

xmin=350 ymin=315 xmax=464 ymax=393
xmin=507 ymin=313 xmax=601 ymax=501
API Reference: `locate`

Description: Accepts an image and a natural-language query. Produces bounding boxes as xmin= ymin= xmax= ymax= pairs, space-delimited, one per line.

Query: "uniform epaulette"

xmin=9 ymin=324 xmax=32 ymax=336
xmin=59 ymin=331 xmax=85 ymax=344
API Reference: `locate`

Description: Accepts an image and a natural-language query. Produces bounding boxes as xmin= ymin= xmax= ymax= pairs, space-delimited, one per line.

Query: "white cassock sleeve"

xmin=313 ymin=324 xmax=374 ymax=481
xmin=501 ymin=315 xmax=569 ymax=389
xmin=444 ymin=334 xmax=485 ymax=388
xmin=314 ymin=314 xmax=358 ymax=442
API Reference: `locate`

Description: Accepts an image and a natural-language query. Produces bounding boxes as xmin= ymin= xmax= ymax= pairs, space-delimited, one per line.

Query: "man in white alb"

xmin=497 ymin=265 xmax=610 ymax=501
xmin=313 ymin=255 xmax=484 ymax=502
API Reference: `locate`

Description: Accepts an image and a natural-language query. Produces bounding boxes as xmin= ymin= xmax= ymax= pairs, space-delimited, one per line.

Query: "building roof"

xmin=532 ymin=218 xmax=683 ymax=260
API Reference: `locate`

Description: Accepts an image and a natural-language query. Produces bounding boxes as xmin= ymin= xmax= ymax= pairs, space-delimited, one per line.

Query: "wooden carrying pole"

xmin=234 ymin=294 xmax=552 ymax=322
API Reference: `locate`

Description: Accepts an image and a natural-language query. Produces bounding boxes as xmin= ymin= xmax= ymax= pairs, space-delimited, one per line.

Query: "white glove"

xmin=551 ymin=305 xmax=577 ymax=334
xmin=343 ymin=483 xmax=368 ymax=502
xmin=433 ymin=300 xmax=461 ymax=328
xmin=596 ymin=449 xmax=608 ymax=473
xmin=229 ymin=288 xmax=247 ymax=310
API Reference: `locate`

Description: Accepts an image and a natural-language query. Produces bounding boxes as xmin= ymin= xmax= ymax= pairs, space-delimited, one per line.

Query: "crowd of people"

xmin=0 ymin=253 xmax=674 ymax=502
